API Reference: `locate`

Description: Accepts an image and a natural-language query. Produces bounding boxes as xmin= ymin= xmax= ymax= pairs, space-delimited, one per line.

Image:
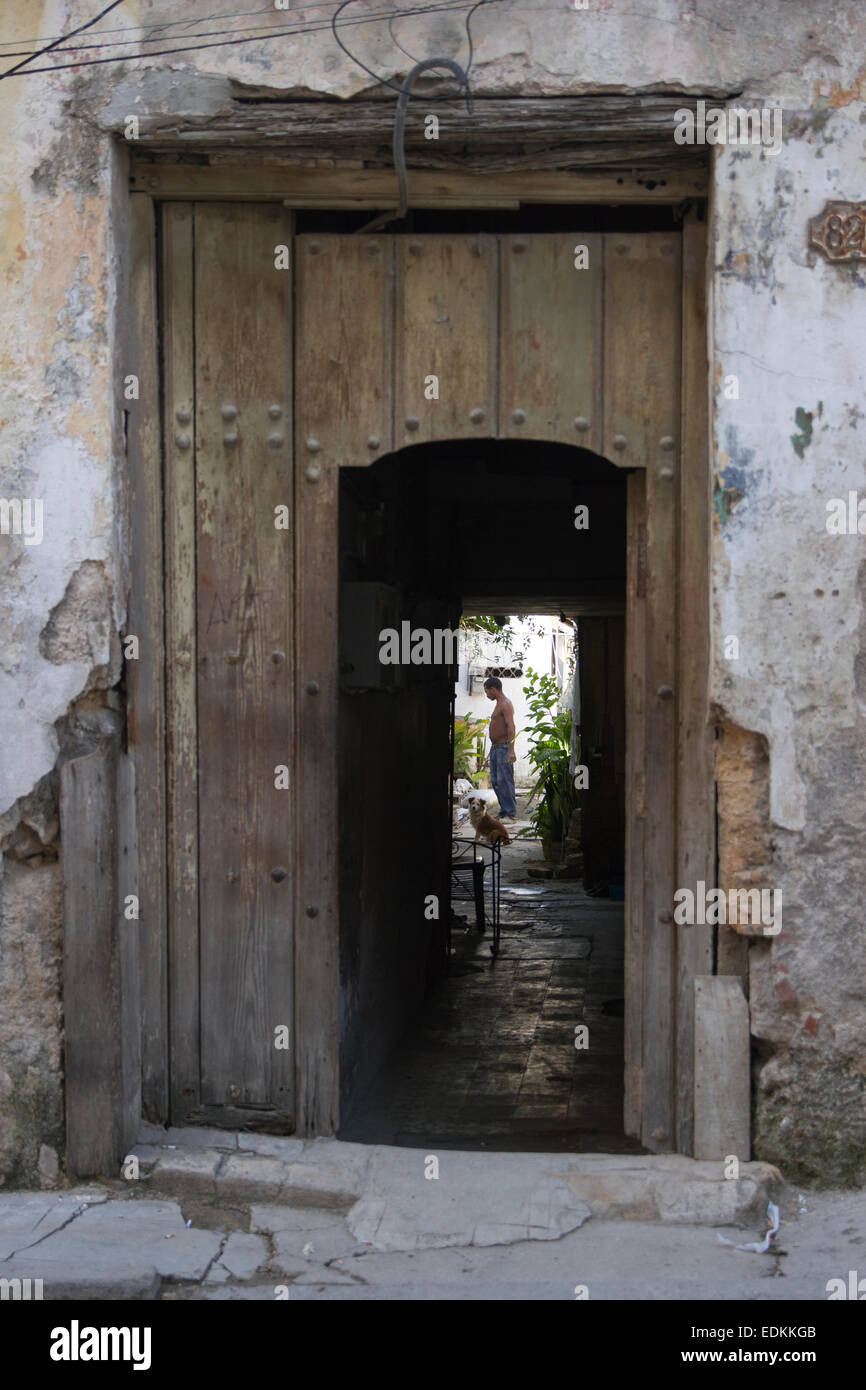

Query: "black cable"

xmin=337 ymin=1 xmax=501 ymax=233
xmin=2 ymin=19 xmax=318 ymax=59
xmin=387 ymin=0 xmax=490 ymax=74
xmin=0 ymin=8 xmax=368 ymax=59
xmin=331 ymin=0 xmax=497 ymax=98
xmin=354 ymin=55 xmax=473 ymax=233
xmin=388 ymin=13 xmax=423 ymax=66
xmin=394 ymin=58 xmax=472 ymax=210
xmin=0 ymin=0 xmax=480 ymax=78
xmin=0 ymin=0 xmax=384 ymax=51
xmin=0 ymin=0 xmax=125 ymax=79
xmin=464 ymin=0 xmax=489 ymax=77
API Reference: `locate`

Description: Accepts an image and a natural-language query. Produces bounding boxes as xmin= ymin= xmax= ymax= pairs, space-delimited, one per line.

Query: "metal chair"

xmin=450 ymin=836 xmax=502 ymax=956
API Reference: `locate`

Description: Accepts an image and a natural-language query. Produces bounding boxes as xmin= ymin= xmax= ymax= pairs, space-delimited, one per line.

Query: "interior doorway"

xmin=336 ymin=440 xmax=636 ymax=1149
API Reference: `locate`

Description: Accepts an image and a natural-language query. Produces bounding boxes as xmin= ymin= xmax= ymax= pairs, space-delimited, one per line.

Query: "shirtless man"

xmin=483 ymin=677 xmax=517 ymax=820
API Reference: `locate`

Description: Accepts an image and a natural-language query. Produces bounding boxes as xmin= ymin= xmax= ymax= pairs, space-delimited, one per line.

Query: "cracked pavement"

xmin=0 ymin=1133 xmax=861 ymax=1299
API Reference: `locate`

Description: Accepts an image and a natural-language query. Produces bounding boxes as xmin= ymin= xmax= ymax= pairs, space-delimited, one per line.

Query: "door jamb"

xmin=127 ymin=192 xmax=169 ymax=1125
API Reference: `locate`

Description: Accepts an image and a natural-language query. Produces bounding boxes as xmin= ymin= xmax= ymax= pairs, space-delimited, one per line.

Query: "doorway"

xmin=138 ymin=204 xmax=714 ymax=1154
xmin=336 ymin=439 xmax=635 ymax=1150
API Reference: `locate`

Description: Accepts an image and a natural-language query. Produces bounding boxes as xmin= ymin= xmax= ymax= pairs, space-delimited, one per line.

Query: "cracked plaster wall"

xmin=1 ymin=0 xmax=865 ymax=1185
xmin=710 ymin=87 xmax=866 ymax=1183
xmin=0 ymin=2 xmax=128 ymax=1187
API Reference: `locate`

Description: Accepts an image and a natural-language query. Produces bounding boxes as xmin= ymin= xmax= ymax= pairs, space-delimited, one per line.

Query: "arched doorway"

xmin=336 ymin=437 xmax=631 ymax=1149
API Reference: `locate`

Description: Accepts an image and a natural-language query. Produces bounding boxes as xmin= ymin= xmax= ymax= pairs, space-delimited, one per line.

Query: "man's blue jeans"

xmin=489 ymin=745 xmax=517 ymax=817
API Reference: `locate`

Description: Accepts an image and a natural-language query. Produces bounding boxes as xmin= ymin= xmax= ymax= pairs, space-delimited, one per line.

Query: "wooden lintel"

xmin=131 ymin=163 xmax=707 ymax=206
xmin=283 ymin=197 xmax=521 ymax=211
xmin=130 ymin=96 xmax=707 ymax=151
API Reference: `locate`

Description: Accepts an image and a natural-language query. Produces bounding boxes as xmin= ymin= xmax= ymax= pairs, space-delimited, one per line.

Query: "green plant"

xmin=459 ymin=614 xmax=536 ymax=666
xmin=519 ymin=666 xmax=580 ymax=860
xmin=453 ymin=712 xmax=489 ymax=785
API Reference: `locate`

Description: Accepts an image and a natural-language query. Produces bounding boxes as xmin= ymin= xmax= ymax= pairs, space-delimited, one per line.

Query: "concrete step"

xmin=131 ymin=1129 xmax=783 ymax=1245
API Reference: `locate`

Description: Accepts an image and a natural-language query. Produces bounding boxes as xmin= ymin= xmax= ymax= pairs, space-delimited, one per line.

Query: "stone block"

xmin=215 ymin=1154 xmax=286 ymax=1202
xmin=206 ymin=1232 xmax=269 ymax=1283
xmin=250 ymin=1205 xmax=361 ymax=1267
xmin=150 ymin=1148 xmax=220 ymax=1197
xmin=164 ymin=1126 xmax=238 ymax=1151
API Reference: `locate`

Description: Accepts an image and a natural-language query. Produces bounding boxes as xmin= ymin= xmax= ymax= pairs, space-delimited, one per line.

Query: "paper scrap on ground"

xmin=717 ymin=1201 xmax=780 ymax=1253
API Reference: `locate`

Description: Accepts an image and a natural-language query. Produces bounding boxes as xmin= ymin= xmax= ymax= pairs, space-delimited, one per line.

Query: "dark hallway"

xmin=337 ymin=440 xmax=633 ymax=1150
xmin=342 ymin=799 xmax=643 ymax=1153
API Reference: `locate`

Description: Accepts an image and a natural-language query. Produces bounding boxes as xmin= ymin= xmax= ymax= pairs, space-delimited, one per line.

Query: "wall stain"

xmin=714 ymin=476 xmax=743 ymax=526
xmin=791 ymin=401 xmax=823 ymax=458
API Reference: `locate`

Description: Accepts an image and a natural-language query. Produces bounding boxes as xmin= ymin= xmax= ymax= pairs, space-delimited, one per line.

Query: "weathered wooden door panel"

xmin=194 ymin=203 xmax=294 ymax=1123
xmin=163 ymin=202 xmax=295 ymax=1128
xmin=602 ymin=234 xmax=681 ymax=469
xmin=133 ymin=195 xmax=169 ymax=1125
xmin=162 ymin=204 xmax=199 ymax=1119
xmin=499 ymin=234 xmax=602 ymax=451
xmin=603 ymin=233 xmax=682 ymax=1151
xmin=675 ymin=210 xmax=715 ymax=1154
xmin=293 ymin=239 xmax=341 ymax=1134
xmin=295 ymin=234 xmax=394 ymax=468
xmin=641 ymin=442 xmax=679 ymax=1152
xmin=394 ymin=235 xmax=498 ymax=446
xmin=623 ymin=472 xmax=647 ymax=1138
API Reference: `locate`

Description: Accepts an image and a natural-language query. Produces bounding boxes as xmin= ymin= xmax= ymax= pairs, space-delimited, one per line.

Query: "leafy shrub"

xmin=519 ymin=667 xmax=579 ymax=859
xmin=453 ymin=713 xmax=489 ymax=785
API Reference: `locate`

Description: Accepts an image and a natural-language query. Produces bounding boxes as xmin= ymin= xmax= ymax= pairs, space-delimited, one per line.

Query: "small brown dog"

xmin=468 ymin=795 xmax=510 ymax=847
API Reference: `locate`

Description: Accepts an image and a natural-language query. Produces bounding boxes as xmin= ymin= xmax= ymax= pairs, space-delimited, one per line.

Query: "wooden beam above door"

xmin=129 ymin=96 xmax=707 ymax=152
xmin=130 ymin=162 xmax=707 ymax=206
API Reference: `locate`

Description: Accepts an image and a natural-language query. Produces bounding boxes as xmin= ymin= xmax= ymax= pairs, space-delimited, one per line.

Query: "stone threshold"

xmin=132 ymin=1125 xmax=782 ymax=1238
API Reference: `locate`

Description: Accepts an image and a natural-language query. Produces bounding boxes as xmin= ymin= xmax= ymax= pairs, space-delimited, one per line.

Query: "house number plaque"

xmin=809 ymin=201 xmax=866 ymax=262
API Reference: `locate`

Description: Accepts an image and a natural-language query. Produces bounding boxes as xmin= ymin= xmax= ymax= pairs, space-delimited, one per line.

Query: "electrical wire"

xmin=387 ymin=0 xmax=489 ymax=71
xmin=464 ymin=0 xmax=488 ymax=78
xmin=3 ymin=19 xmax=338 ymax=58
xmin=0 ymin=1 xmax=484 ymax=79
xmin=331 ymin=0 xmax=496 ymax=97
xmin=343 ymin=0 xmax=500 ymax=230
xmin=0 ymin=2 xmax=360 ymax=52
xmin=388 ymin=12 xmax=423 ymax=66
xmin=354 ymin=54 xmax=473 ymax=233
xmin=0 ymin=7 xmax=369 ymax=59
xmin=0 ymin=0 xmax=125 ymax=79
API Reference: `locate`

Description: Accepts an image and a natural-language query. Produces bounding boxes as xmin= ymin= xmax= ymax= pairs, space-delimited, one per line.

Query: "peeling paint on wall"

xmin=713 ymin=476 xmax=743 ymax=526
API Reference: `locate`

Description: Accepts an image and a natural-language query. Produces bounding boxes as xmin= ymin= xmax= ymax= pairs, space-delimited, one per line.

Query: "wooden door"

xmin=152 ymin=219 xmax=710 ymax=1148
xmin=622 ymin=220 xmax=714 ymax=1155
xmin=291 ymin=230 xmax=697 ymax=1150
xmin=162 ymin=203 xmax=295 ymax=1130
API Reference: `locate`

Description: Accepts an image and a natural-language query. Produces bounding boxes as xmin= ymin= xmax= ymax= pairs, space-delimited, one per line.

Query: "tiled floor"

xmin=342 ymin=800 xmax=646 ymax=1154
